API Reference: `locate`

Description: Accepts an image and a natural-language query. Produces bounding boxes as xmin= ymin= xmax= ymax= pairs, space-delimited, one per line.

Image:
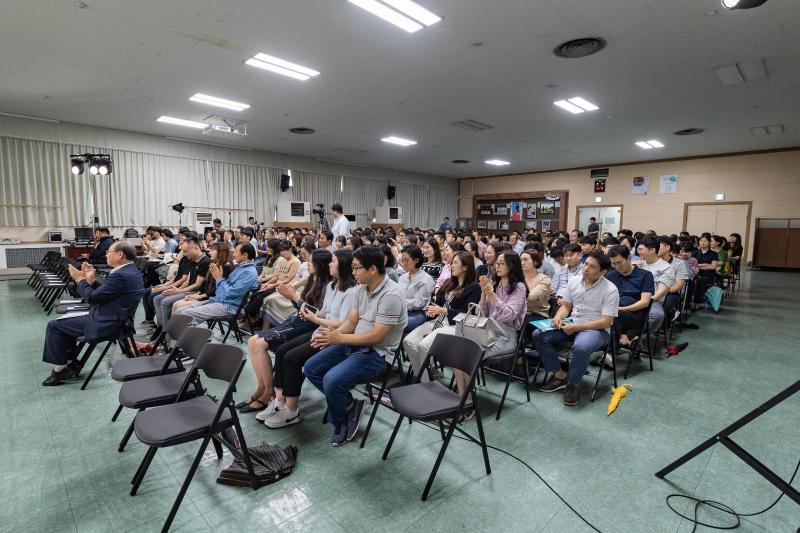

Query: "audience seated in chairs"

xmin=691 ymin=234 xmax=718 ymax=308
xmin=637 ymin=236 xmax=676 ymax=336
xmin=241 ymin=249 xmax=333 ymax=414
xmin=170 ymin=242 xmax=234 ymax=316
xmin=77 ymin=227 xmax=114 ymax=264
xmin=174 ymin=242 xmax=259 ymax=325
xmin=533 ymin=251 xmax=619 ymax=406
xmin=251 ymin=249 xmax=359 ymax=428
xmin=41 ymin=241 xmax=144 ymax=386
xmin=658 ymin=236 xmax=688 ymax=321
xmin=605 ymin=245 xmax=654 ymax=364
xmin=420 ymin=238 xmax=443 ymax=280
xmin=245 ymin=239 xmax=300 ymax=328
xmin=403 ymin=251 xmax=480 ymax=384
xmin=260 ymin=242 xmax=309 ymax=329
xmin=303 ymin=245 xmax=407 ymax=447
xmin=521 ymin=249 xmax=551 ymax=322
xmin=398 ymin=245 xmax=435 ymax=334
xmin=551 ymin=242 xmax=583 ymax=298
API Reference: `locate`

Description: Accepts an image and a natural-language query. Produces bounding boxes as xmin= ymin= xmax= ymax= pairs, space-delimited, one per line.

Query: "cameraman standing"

xmin=330 ymin=203 xmax=351 ymax=241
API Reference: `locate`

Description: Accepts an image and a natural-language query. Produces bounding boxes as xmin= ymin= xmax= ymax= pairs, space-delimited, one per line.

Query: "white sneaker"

xmin=255 ymin=399 xmax=282 ymax=421
xmin=264 ymin=408 xmax=302 ymax=428
xmin=600 ymin=352 xmax=614 ymax=370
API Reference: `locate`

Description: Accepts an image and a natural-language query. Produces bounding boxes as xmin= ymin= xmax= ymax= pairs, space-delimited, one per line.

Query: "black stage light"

xmin=171 ymin=203 xmax=185 ymax=213
xmin=89 ymin=159 xmax=100 ymax=175
xmin=98 ymin=159 xmax=112 ymax=175
xmin=71 ymin=157 xmax=84 ymax=175
xmin=722 ymin=0 xmax=769 ymax=9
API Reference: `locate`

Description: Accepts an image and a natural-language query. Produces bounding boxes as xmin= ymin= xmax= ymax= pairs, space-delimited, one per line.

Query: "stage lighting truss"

xmin=70 ymin=153 xmax=112 ymax=176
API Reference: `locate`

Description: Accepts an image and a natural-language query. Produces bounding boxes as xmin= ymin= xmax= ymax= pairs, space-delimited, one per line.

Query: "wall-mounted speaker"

xmin=280 ymin=174 xmax=291 ymax=192
xmin=387 ymin=185 xmax=396 ymax=200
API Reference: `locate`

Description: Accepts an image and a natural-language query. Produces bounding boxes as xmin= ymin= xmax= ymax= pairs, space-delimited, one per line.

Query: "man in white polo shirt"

xmin=534 ymin=251 xmax=619 ymax=406
xmin=637 ymin=236 xmax=676 ymax=334
xmin=330 ymin=202 xmax=351 ymax=241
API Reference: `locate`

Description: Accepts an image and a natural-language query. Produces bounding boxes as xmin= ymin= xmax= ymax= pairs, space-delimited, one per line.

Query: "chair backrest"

xmin=176 ymin=327 xmax=213 ymax=359
xmin=232 ymin=289 xmax=256 ymax=318
xmin=427 ymin=334 xmax=483 ymax=377
xmin=193 ymin=343 xmax=246 ymax=383
xmin=164 ymin=314 xmax=192 ymax=340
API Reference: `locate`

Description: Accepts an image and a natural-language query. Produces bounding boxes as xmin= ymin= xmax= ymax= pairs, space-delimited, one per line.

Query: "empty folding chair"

xmin=130 ymin=343 xmax=261 ymax=533
xmin=114 ymin=326 xmax=212 ymax=452
xmin=382 ymin=334 xmax=490 ymax=501
xmin=27 ymin=250 xmax=60 ymax=286
xmin=207 ymin=290 xmax=254 ymax=343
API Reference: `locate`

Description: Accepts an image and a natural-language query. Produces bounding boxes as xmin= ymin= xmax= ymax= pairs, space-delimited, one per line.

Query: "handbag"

xmin=453 ymin=303 xmax=497 ymax=348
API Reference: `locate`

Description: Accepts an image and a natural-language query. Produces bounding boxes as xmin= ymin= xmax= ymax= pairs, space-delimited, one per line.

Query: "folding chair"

xmin=207 ymin=290 xmax=254 ymax=343
xmin=382 ymin=334 xmax=490 ymax=501
xmin=622 ymin=301 xmax=654 ymax=379
xmin=130 ymin=343 xmax=260 ymax=533
xmin=356 ymin=348 xmax=405 ymax=448
xmin=480 ymin=328 xmax=532 ymax=420
xmin=114 ymin=326 xmax=213 ymax=452
xmin=27 ymin=250 xmax=60 ymax=286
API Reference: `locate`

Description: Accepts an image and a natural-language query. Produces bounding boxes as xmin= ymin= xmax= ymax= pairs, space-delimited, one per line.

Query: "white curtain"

xmin=292 ymin=171 xmax=343 ymax=208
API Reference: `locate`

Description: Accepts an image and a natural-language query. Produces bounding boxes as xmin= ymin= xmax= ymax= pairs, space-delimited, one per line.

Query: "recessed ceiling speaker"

xmin=721 ymin=0 xmax=768 ymax=9
xmin=387 ymin=185 xmax=396 ymax=200
xmin=451 ymin=160 xmax=470 ymax=164
xmin=674 ymin=128 xmax=705 ymax=136
xmin=280 ymin=174 xmax=291 ymax=192
xmin=289 ymin=127 xmax=316 ymax=134
xmin=553 ymin=37 xmax=607 ymax=59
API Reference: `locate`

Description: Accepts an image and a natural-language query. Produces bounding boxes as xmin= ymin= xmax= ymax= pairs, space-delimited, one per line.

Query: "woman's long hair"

xmin=494 ymin=251 xmax=527 ymax=297
xmin=333 ymin=248 xmax=357 ymax=292
xmin=266 ymin=238 xmax=281 ymax=267
xmin=301 ymin=249 xmax=333 ymax=308
xmin=213 ymin=242 xmax=233 ymax=268
xmin=425 ymin=238 xmax=442 ymax=263
xmin=439 ymin=251 xmax=476 ymax=298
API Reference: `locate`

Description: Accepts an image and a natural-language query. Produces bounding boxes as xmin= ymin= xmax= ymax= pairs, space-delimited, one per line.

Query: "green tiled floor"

xmin=2 ymin=272 xmax=799 ymax=533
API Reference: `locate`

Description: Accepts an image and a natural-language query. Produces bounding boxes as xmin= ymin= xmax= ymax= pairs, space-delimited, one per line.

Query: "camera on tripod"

xmin=312 ymin=203 xmax=325 ymax=217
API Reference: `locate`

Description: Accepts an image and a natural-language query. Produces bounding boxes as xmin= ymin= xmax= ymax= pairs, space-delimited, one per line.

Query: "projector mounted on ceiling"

xmin=201 ymin=115 xmax=247 ymax=139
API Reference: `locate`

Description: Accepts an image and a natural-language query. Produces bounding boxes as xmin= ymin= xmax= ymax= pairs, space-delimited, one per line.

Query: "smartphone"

xmin=302 ymin=303 xmax=318 ymax=315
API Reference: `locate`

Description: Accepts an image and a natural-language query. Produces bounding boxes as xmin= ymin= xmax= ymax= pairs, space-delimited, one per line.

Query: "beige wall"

xmin=460 ymin=149 xmax=800 ymax=263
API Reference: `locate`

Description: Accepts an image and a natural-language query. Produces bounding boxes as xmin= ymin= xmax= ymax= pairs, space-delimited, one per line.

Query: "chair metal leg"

xmin=360 ymin=376 xmax=389 ymax=449
xmin=81 ymin=341 xmax=114 ymax=390
xmin=495 ymin=359 xmax=515 ymax=420
xmin=473 ymin=399 xmax=491 ymax=476
xmin=524 ymin=356 xmax=531 ymax=402
xmin=421 ymin=417 xmax=459 ymax=501
xmin=131 ymin=446 xmax=158 ymax=495
xmin=160 ymin=436 xmax=211 ymax=533
xmin=382 ymin=414 xmax=405 ymax=460
xmin=119 ymin=413 xmax=140 ymax=452
xmin=111 ymin=404 xmax=123 ymax=422
xmin=212 ymin=435 xmax=224 ymax=459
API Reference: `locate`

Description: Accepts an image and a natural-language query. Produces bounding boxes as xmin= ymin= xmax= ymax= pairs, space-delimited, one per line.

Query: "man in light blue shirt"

xmin=175 ymin=242 xmax=259 ymax=323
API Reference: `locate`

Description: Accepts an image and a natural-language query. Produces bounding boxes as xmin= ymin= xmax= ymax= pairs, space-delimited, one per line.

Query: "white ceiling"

xmin=1 ymin=0 xmax=798 ymax=178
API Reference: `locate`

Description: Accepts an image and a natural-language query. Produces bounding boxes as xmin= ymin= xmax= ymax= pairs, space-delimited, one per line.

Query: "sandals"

xmin=235 ymin=396 xmax=258 ymax=409
xmin=239 ymin=400 xmax=267 ymax=413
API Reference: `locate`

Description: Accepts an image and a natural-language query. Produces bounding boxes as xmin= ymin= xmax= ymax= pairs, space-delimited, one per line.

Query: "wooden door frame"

xmin=574 ymin=204 xmax=624 ymax=234
xmin=683 ymin=201 xmax=752 ymax=262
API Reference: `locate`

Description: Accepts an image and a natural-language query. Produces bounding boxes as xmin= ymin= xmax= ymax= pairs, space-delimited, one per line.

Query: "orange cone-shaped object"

xmin=607 ymin=384 xmax=633 ymax=416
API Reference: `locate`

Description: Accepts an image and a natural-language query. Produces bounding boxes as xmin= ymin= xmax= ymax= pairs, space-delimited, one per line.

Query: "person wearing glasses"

xmin=303 ymin=245 xmax=407 ymax=447
xmin=40 ymin=241 xmax=144 ymax=386
xmin=398 ymin=245 xmax=435 ymax=333
xmin=534 ymin=251 xmax=619 ymax=406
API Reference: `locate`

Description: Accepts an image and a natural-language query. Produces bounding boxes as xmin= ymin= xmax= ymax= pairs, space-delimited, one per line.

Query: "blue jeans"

xmin=404 ymin=310 xmax=428 ymax=334
xmin=141 ymin=288 xmax=157 ymax=321
xmin=154 ymin=291 xmax=192 ymax=326
xmin=532 ymin=328 xmax=609 ymax=385
xmin=304 ymin=344 xmax=386 ymax=428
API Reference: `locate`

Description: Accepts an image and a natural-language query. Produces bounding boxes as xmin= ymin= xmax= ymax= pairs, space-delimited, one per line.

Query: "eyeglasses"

xmin=494 ymin=260 xmax=506 ymax=267
xmin=352 ymin=265 xmax=365 ymax=272
xmin=399 ymin=256 xmax=410 ymax=263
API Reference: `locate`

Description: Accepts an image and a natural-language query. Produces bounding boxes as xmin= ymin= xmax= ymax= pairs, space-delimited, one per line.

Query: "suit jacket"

xmin=77 ymin=262 xmax=145 ymax=343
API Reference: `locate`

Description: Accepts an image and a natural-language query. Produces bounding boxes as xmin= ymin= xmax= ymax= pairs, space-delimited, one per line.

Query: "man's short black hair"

xmin=331 ymin=203 xmax=344 ymax=214
xmin=657 ymin=235 xmax=675 ymax=253
xmin=184 ymin=237 xmax=200 ymax=248
xmin=579 ymin=235 xmax=597 ymax=246
xmin=607 ymin=245 xmax=630 ymax=259
xmin=248 ymin=216 xmax=255 ymax=221
xmin=585 ymin=251 xmax=611 ymax=271
xmin=213 ymin=218 xmax=222 ymax=225
xmin=97 ymin=227 xmax=110 ymax=235
xmin=353 ymin=245 xmax=386 ymax=274
xmin=564 ymin=243 xmax=582 ymax=254
xmin=638 ymin=236 xmax=658 ymax=251
xmin=321 ymin=230 xmax=333 ymax=241
xmin=590 ymin=217 xmax=597 ymax=221
xmin=549 ymin=246 xmax=564 ymax=259
xmin=237 ymin=242 xmax=256 ymax=260
xmin=241 ymin=228 xmax=255 ymax=240
xmin=443 ymin=216 xmax=449 ymax=221
xmin=162 ymin=228 xmax=174 ymax=239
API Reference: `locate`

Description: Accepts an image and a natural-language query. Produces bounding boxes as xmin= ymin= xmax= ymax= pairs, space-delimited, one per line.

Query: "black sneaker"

xmin=538 ymin=375 xmax=568 ymax=393
xmin=346 ymin=399 xmax=366 ymax=442
xmin=563 ymin=383 xmax=579 ymax=406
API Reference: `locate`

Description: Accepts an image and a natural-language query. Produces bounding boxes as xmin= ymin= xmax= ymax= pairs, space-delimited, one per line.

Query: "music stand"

xmin=656 ymin=379 xmax=800 ymax=507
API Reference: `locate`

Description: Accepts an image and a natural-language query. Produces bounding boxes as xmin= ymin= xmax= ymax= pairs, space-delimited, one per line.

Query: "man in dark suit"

xmin=41 ymin=241 xmax=145 ymax=386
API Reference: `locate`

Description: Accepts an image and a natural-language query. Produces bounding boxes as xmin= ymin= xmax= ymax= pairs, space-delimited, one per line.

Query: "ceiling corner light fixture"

xmin=156 ymin=116 xmax=208 ymax=129
xmin=348 ymin=0 xmax=441 ymax=33
xmin=381 ymin=136 xmax=417 ymax=146
xmin=554 ymin=97 xmax=599 ymax=114
xmin=189 ymin=93 xmax=250 ymax=111
xmin=721 ymin=0 xmax=769 ymax=9
xmin=245 ymin=53 xmax=320 ymax=81
xmin=635 ymin=140 xmax=664 ymax=150
xmin=485 ymin=159 xmax=510 ymax=166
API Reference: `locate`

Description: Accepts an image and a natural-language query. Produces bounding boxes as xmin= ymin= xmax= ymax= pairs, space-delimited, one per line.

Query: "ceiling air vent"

xmin=451 ymin=119 xmax=494 ymax=132
xmin=553 ymin=37 xmax=607 ymax=59
xmin=289 ymin=127 xmax=315 ymax=134
xmin=334 ymin=147 xmax=369 ymax=156
xmin=674 ymin=128 xmax=704 ymax=136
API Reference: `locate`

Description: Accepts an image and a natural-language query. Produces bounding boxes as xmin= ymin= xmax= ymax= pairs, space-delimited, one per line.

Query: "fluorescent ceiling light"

xmin=245 ymin=53 xmax=320 ymax=81
xmin=713 ymin=64 xmax=745 ymax=86
xmin=646 ymin=139 xmax=664 ymax=148
xmin=189 ymin=93 xmax=250 ymax=111
xmin=567 ymin=97 xmax=599 ymax=111
xmin=381 ymin=136 xmax=417 ymax=146
xmin=348 ymin=0 xmax=423 ymax=33
xmin=738 ymin=59 xmax=767 ymax=81
xmin=157 ymin=116 xmax=208 ymax=129
xmin=635 ymin=141 xmax=654 ymax=150
xmin=485 ymin=159 xmax=510 ymax=166
xmin=382 ymin=0 xmax=442 ymax=25
xmin=554 ymin=100 xmax=585 ymax=114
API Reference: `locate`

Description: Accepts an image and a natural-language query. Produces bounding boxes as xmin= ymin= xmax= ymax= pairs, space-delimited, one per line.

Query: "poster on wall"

xmin=659 ymin=174 xmax=678 ymax=194
xmin=479 ymin=205 xmax=493 ymax=216
xmin=510 ymin=201 xmax=523 ymax=221
xmin=499 ymin=221 xmax=510 ymax=230
xmin=477 ymin=220 xmax=487 ymax=229
xmin=494 ymin=205 xmax=508 ymax=216
xmin=525 ymin=220 xmax=537 ymax=230
xmin=632 ymin=176 xmax=649 ymax=195
xmin=541 ymin=220 xmax=551 ymax=232
xmin=487 ymin=220 xmax=498 ymax=230
xmin=526 ymin=203 xmax=537 ymax=219
xmin=538 ymin=201 xmax=555 ymax=215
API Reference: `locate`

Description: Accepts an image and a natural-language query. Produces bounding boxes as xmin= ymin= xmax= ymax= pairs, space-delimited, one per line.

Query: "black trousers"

xmin=244 ymin=288 xmax=275 ymax=321
xmin=273 ymin=331 xmax=317 ymax=397
xmin=694 ymin=274 xmax=713 ymax=304
xmin=42 ymin=316 xmax=87 ymax=365
xmin=614 ymin=309 xmax=646 ymax=340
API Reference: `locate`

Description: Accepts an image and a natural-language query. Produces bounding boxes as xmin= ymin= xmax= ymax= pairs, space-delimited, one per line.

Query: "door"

xmin=577 ymin=206 xmax=622 ymax=236
xmin=684 ymin=202 xmax=751 ymax=260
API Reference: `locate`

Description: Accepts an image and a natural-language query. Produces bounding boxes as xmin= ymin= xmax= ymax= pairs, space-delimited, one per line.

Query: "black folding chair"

xmin=480 ymin=328 xmax=532 ymax=420
xmin=130 ymin=343 xmax=260 ymax=533
xmin=622 ymin=301 xmax=654 ymax=379
xmin=382 ymin=335 xmax=490 ymax=501
xmin=114 ymin=326 xmax=213 ymax=452
xmin=27 ymin=250 xmax=60 ymax=286
xmin=207 ymin=290 xmax=255 ymax=343
xmin=356 ymin=348 xmax=405 ymax=448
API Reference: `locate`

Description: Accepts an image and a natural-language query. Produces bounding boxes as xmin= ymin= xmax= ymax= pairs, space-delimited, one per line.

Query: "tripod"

xmin=315 ymin=213 xmax=330 ymax=233
xmin=656 ymin=379 xmax=800 ymax=507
